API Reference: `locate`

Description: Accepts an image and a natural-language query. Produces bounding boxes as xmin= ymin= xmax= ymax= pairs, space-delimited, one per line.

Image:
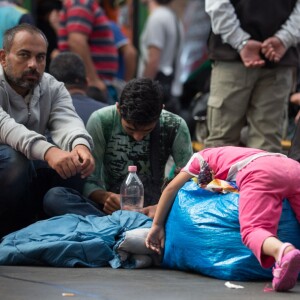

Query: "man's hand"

xmin=145 ymin=224 xmax=165 ymax=255
xmin=261 ymin=37 xmax=286 ymax=63
xmin=72 ymin=145 xmax=95 ymax=178
xmin=44 ymin=147 xmax=82 ymax=179
xmin=142 ymin=205 xmax=157 ymax=219
xmin=239 ymin=39 xmax=265 ymax=68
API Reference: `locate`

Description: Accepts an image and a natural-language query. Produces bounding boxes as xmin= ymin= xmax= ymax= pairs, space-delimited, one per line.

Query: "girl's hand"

xmin=145 ymin=225 xmax=165 ymax=255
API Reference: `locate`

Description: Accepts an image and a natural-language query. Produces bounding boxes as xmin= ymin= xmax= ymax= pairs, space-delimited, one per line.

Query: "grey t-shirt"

xmin=138 ymin=6 xmax=183 ymax=96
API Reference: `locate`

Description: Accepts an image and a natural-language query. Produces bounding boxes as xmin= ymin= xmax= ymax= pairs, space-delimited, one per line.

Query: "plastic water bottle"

xmin=120 ymin=166 xmax=144 ymax=212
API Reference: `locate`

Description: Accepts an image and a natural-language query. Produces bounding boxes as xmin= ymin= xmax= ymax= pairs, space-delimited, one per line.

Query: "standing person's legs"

xmin=43 ymin=187 xmax=106 ymax=217
xmin=246 ymin=67 xmax=294 ymax=152
xmin=204 ymin=61 xmax=255 ymax=147
xmin=0 ymin=145 xmax=35 ymax=237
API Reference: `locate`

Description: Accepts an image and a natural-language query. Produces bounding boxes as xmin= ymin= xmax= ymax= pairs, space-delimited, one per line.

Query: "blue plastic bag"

xmin=163 ymin=180 xmax=300 ymax=280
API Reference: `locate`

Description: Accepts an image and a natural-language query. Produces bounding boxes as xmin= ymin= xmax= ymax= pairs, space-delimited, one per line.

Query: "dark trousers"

xmin=43 ymin=187 xmax=105 ymax=218
xmin=288 ymin=118 xmax=300 ymax=162
xmin=0 ymin=145 xmax=85 ymax=238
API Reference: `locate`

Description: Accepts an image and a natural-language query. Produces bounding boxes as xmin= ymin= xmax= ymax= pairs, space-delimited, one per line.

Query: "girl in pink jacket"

xmin=146 ymin=146 xmax=300 ymax=292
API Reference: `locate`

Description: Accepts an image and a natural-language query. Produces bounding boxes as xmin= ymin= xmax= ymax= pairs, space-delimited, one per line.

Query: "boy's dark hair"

xmin=3 ymin=23 xmax=48 ymax=52
xmin=49 ymin=52 xmax=87 ymax=90
xmin=119 ymin=78 xmax=164 ymax=125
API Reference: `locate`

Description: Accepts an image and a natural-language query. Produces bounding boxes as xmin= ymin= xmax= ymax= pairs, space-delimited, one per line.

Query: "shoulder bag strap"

xmin=150 ymin=121 xmax=162 ymax=186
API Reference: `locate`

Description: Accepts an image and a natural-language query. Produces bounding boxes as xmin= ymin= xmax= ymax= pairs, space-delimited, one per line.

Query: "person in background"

xmin=109 ymin=20 xmax=137 ymax=82
xmin=98 ymin=0 xmax=137 ymax=82
xmin=138 ymin=0 xmax=183 ymax=113
xmin=288 ymin=49 xmax=300 ymax=125
xmin=288 ymin=58 xmax=300 ymax=162
xmin=204 ymin=0 xmax=300 ymax=153
xmin=36 ymin=0 xmax=62 ymax=72
xmin=0 ymin=24 xmax=95 ymax=237
xmin=288 ymin=117 xmax=300 ymax=163
xmin=49 ymin=52 xmax=107 ymax=125
xmin=58 ymin=0 xmax=119 ymax=104
xmin=146 ymin=146 xmax=300 ymax=292
xmin=43 ymin=78 xmax=193 ymax=219
xmin=0 ymin=0 xmax=34 ymax=47
xmin=176 ymin=0 xmax=211 ymax=109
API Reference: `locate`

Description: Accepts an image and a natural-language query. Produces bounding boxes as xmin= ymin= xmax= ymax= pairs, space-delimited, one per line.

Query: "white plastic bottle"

xmin=120 ymin=166 xmax=144 ymax=212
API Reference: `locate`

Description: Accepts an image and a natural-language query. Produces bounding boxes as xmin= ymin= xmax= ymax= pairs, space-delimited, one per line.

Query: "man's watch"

xmin=237 ymin=39 xmax=249 ymax=53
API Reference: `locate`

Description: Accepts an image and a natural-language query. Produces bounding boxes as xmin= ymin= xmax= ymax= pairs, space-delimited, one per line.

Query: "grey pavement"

xmin=0 ymin=266 xmax=299 ymax=300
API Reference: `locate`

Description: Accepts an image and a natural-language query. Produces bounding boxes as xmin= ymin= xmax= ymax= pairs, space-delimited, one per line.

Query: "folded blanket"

xmin=0 ymin=211 xmax=153 ymax=268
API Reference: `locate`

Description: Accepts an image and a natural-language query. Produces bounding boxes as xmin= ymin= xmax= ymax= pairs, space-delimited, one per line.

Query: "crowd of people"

xmin=1 ymin=0 xmax=300 ymax=293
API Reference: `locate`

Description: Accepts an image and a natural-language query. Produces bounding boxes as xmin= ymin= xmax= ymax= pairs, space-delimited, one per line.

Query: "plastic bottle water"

xmin=120 ymin=166 xmax=144 ymax=212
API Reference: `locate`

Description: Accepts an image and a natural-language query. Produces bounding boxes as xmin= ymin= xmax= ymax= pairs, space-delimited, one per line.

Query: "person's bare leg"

xmin=262 ymin=236 xmax=295 ymax=261
xmin=262 ymin=236 xmax=300 ymax=292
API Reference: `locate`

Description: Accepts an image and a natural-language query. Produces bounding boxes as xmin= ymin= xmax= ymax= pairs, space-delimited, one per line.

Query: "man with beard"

xmin=0 ymin=23 xmax=95 ymax=237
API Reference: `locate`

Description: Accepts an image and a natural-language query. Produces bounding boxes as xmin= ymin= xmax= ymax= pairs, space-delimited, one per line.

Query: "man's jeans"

xmin=0 ymin=145 xmax=85 ymax=238
xmin=43 ymin=187 xmax=105 ymax=218
xmin=0 ymin=145 xmax=35 ymax=237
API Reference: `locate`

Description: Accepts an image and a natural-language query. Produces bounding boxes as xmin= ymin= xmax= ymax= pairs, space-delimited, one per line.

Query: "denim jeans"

xmin=43 ymin=187 xmax=105 ymax=217
xmin=0 ymin=145 xmax=85 ymax=238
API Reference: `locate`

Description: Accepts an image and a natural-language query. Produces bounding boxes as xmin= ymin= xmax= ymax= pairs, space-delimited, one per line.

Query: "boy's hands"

xmin=102 ymin=192 xmax=120 ymax=214
xmin=89 ymin=190 xmax=121 ymax=214
xmin=145 ymin=224 xmax=165 ymax=255
xmin=142 ymin=205 xmax=157 ymax=219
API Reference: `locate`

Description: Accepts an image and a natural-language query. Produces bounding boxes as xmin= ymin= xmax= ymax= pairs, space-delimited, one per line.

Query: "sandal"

xmin=272 ymin=242 xmax=300 ymax=292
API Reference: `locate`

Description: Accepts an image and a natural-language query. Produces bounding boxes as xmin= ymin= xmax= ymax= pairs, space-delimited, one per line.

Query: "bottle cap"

xmin=128 ymin=165 xmax=137 ymax=172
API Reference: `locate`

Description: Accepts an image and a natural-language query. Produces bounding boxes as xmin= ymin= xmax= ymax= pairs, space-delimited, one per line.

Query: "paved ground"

xmin=0 ymin=266 xmax=299 ymax=300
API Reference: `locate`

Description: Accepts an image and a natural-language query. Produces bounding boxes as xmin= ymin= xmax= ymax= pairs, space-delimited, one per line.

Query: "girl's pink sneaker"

xmin=272 ymin=243 xmax=300 ymax=292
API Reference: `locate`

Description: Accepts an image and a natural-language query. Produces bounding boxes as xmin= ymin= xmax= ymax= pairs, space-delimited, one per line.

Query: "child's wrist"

xmin=152 ymin=222 xmax=164 ymax=228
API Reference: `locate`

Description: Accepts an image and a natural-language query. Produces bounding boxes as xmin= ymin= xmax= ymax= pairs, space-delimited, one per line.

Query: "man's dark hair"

xmin=49 ymin=52 xmax=87 ymax=90
xmin=3 ymin=23 xmax=48 ymax=52
xmin=119 ymin=78 xmax=164 ymax=125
